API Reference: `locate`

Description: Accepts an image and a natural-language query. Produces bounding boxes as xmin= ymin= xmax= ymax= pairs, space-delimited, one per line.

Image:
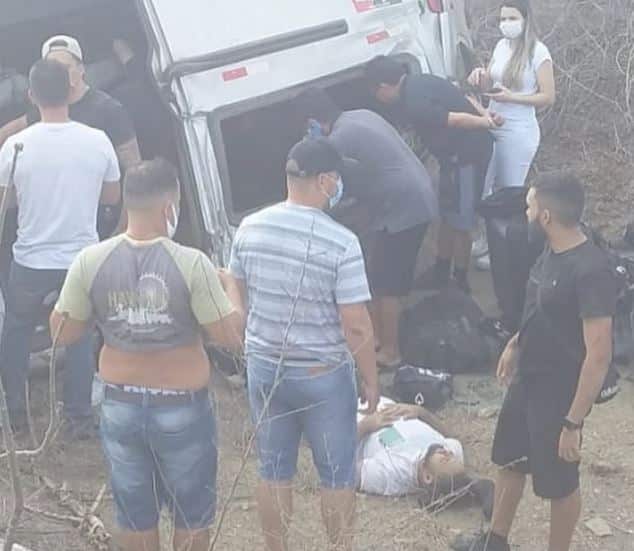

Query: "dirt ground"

xmin=2 ymin=269 xmax=633 ymax=551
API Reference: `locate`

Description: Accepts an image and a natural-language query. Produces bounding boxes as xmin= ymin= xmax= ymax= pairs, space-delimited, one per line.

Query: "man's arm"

xmin=202 ymin=270 xmax=246 ymax=352
xmin=49 ymin=254 xmax=93 ymax=346
xmin=566 ymin=317 xmax=613 ymax=424
xmin=100 ymin=180 xmax=121 ymax=206
xmin=447 ymin=111 xmax=496 ymax=130
xmin=49 ymin=311 xmax=89 ymax=347
xmin=0 ymin=116 xmax=27 ymax=149
xmin=191 ymin=255 xmax=245 ymax=352
xmin=115 ymin=138 xmax=141 ymax=172
xmin=339 ymin=302 xmax=379 ymax=413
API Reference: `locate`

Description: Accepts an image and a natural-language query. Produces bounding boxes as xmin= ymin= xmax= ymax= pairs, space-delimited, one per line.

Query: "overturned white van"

xmin=1 ymin=0 xmax=472 ymax=267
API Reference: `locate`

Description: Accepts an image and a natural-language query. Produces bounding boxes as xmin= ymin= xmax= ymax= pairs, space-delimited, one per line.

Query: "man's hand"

xmin=488 ymin=110 xmax=505 ymax=127
xmin=361 ymin=408 xmax=401 ymax=434
xmin=467 ymin=67 xmax=488 ymax=89
xmin=381 ymin=403 xmax=423 ymax=421
xmin=497 ymin=338 xmax=519 ymax=386
xmin=359 ymin=377 xmax=380 ymax=415
xmin=559 ymin=427 xmax=582 ymax=463
xmin=217 ymin=268 xmax=234 ymax=291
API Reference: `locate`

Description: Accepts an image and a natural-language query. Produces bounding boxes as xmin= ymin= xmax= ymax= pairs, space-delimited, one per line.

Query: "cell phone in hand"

xmin=486 ymin=87 xmax=504 ymax=95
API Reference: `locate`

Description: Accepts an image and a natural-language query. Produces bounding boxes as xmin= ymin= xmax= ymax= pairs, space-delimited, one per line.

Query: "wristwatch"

xmin=563 ymin=418 xmax=584 ymax=431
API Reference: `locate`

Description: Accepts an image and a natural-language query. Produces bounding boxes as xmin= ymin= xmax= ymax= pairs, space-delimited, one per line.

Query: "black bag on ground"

xmin=393 ymin=365 xmax=453 ymax=411
xmin=399 ymin=289 xmax=494 ymax=374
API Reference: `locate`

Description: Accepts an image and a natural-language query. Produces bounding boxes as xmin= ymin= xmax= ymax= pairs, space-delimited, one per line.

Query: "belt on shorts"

xmin=104 ymin=385 xmax=209 ymax=406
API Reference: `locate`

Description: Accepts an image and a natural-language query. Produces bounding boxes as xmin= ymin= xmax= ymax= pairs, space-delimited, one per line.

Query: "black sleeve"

xmin=408 ymin=95 xmax=450 ymax=129
xmin=102 ymin=98 xmax=136 ymax=147
xmin=576 ymin=256 xmax=619 ymax=319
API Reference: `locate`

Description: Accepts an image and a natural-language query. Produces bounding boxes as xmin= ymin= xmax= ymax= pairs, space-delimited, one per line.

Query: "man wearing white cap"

xmin=0 ymin=35 xmax=140 ymax=171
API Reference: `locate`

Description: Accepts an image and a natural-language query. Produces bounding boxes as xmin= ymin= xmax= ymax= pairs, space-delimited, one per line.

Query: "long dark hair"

xmin=501 ymin=0 xmax=538 ymax=91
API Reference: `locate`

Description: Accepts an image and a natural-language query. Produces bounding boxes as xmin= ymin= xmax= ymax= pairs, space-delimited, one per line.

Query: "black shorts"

xmin=491 ymin=371 xmax=581 ymax=500
xmin=367 ymin=224 xmax=428 ymax=297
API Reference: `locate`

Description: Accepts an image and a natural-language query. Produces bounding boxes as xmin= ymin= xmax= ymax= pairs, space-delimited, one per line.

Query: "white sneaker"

xmin=472 ymin=223 xmax=489 ymax=259
xmin=476 ymin=254 xmax=491 ymax=271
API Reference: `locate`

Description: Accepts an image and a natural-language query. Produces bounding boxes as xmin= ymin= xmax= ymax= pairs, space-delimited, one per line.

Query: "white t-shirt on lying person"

xmin=357 ymin=397 xmax=464 ymax=496
xmin=0 ymin=121 xmax=120 ymax=270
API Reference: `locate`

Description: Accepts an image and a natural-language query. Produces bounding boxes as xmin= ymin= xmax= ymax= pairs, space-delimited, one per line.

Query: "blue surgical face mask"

xmin=307 ymin=119 xmax=324 ymax=139
xmin=328 ymin=176 xmax=344 ymax=209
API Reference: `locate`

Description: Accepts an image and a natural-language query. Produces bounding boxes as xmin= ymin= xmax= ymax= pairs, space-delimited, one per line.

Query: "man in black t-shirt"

xmin=454 ymin=173 xmax=618 ymax=551
xmin=0 ymin=36 xmax=141 ymax=239
xmin=366 ymin=56 xmax=499 ymax=293
xmin=0 ymin=35 xmax=140 ymax=170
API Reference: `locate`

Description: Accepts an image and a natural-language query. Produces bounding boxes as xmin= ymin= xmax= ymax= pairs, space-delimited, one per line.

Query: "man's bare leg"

xmin=452 ymin=230 xmax=473 ymax=273
xmin=117 ymin=529 xmax=160 ymax=551
xmin=368 ymin=301 xmax=382 ymax=351
xmin=374 ymin=296 xmax=402 ymax=366
xmin=256 ymin=480 xmax=293 ymax=551
xmin=548 ymin=489 xmax=581 ymax=551
xmin=321 ymin=488 xmax=355 ymax=551
xmin=173 ymin=528 xmax=211 ymax=551
xmin=437 ymin=222 xmax=456 ymax=263
xmin=489 ymin=469 xmax=527 ymax=539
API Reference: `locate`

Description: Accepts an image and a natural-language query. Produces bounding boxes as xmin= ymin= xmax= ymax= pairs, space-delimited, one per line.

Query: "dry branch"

xmin=39 ymin=476 xmax=111 ymax=551
xmin=0 ymin=375 xmax=25 ymax=551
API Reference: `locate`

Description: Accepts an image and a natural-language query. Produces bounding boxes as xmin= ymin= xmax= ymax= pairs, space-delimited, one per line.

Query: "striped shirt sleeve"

xmin=228 ymin=227 xmax=246 ymax=280
xmin=336 ymin=237 xmax=371 ymax=305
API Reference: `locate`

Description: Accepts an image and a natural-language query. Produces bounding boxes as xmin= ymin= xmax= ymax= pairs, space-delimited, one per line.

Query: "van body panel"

xmin=138 ymin=0 xmax=437 ymax=259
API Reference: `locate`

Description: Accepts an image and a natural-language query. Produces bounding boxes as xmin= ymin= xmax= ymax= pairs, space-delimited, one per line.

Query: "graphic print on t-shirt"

xmin=107 ymin=272 xmax=174 ymax=330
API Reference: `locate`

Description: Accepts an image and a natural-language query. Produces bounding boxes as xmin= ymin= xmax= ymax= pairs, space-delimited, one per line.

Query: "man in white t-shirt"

xmin=357 ymin=397 xmax=494 ymax=516
xmin=0 ymin=59 xmax=120 ymax=437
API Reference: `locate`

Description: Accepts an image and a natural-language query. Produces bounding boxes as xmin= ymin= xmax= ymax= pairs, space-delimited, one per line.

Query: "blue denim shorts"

xmin=100 ymin=386 xmax=217 ymax=532
xmin=247 ymin=356 xmax=358 ymax=489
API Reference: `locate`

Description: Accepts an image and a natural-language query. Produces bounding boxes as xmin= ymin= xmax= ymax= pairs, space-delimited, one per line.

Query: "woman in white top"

xmin=468 ymin=0 xmax=555 ymax=191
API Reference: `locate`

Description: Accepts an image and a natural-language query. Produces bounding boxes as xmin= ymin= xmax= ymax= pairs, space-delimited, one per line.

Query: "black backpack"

xmin=399 ymin=290 xmax=495 ymax=374
xmin=393 ymin=366 xmax=454 ymax=411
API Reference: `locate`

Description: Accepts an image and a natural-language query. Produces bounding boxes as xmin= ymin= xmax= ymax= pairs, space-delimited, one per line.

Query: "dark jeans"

xmin=0 ymin=262 xmax=95 ymax=422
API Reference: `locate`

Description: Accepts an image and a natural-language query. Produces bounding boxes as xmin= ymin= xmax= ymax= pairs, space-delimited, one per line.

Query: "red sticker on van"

xmin=366 ymin=30 xmax=390 ymax=44
xmin=353 ymin=0 xmax=403 ymax=11
xmin=222 ymin=67 xmax=248 ymax=81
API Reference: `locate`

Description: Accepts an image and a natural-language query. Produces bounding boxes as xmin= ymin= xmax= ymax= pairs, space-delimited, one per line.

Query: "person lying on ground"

xmin=50 ymin=159 xmax=245 ymax=551
xmin=357 ymin=397 xmax=494 ymax=517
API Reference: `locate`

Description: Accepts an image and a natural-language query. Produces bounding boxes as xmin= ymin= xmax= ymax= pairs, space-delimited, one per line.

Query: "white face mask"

xmin=500 ymin=19 xmax=524 ymax=40
xmin=166 ymin=204 xmax=179 ymax=239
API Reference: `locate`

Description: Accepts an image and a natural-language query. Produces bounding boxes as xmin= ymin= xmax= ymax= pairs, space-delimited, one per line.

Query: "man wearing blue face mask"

xmin=296 ymin=88 xmax=438 ymax=371
xmin=227 ymin=137 xmax=379 ymax=551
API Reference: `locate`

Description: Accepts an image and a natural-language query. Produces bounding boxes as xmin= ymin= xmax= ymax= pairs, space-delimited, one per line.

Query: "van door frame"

xmin=133 ymin=0 xmax=213 ymax=255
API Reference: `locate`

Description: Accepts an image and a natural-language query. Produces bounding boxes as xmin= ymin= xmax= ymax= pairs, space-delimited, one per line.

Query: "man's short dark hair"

xmin=124 ymin=158 xmax=179 ymax=210
xmin=295 ymin=88 xmax=343 ymax=126
xmin=29 ymin=59 xmax=70 ymax=108
xmin=532 ymin=171 xmax=585 ymax=227
xmin=365 ymin=55 xmax=408 ymax=88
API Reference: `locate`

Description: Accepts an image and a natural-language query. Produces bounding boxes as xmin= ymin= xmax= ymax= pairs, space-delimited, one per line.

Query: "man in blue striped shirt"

xmin=229 ymin=138 xmax=379 ymax=551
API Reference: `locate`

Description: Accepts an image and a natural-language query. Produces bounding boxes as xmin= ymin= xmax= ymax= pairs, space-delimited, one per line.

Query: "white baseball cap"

xmin=42 ymin=35 xmax=83 ymax=61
